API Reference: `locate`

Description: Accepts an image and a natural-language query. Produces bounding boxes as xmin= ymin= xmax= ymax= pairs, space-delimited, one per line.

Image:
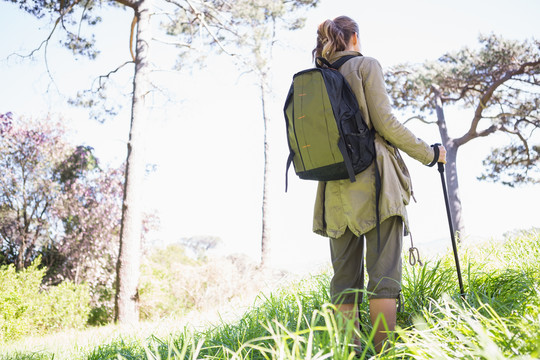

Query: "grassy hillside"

xmin=2 ymin=229 xmax=539 ymax=359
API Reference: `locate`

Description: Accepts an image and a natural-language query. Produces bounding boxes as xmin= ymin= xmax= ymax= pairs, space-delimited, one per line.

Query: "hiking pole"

xmin=437 ymin=161 xmax=466 ymax=299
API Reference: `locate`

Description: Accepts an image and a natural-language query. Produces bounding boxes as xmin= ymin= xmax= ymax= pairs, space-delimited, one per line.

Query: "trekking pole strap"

xmin=428 ymin=144 xmax=440 ymax=167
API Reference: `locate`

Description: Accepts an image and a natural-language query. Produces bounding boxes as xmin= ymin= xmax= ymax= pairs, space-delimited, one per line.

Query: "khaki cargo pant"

xmin=329 ymin=216 xmax=403 ymax=304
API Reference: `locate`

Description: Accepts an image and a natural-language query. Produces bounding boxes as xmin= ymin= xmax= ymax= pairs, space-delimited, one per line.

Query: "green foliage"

xmin=392 ymin=228 xmax=540 ymax=359
xmin=55 ymin=145 xmax=99 ymax=185
xmin=2 ymin=230 xmax=539 ymax=359
xmin=0 ymin=115 xmax=68 ymax=270
xmin=0 ymin=114 xmax=123 ymax=324
xmin=386 ymin=34 xmax=540 ymax=186
xmin=464 ymin=228 xmax=540 ymax=316
xmin=108 ymin=230 xmax=540 ymax=359
xmin=478 ymin=143 xmax=540 ymax=187
xmin=139 ymin=244 xmax=198 ymax=320
xmin=164 ymin=0 xmax=320 ymax=73
xmin=139 ymin=244 xmax=284 ymax=321
xmin=400 ymin=258 xmax=455 ymax=321
xmin=8 ymin=0 xmax=103 ymax=59
xmin=0 ymin=258 xmax=91 ymax=343
xmin=0 ymin=261 xmax=43 ymax=341
xmin=86 ymin=285 xmax=116 ymax=326
xmin=393 ymin=295 xmax=540 ymax=359
xmin=33 ymin=281 xmax=91 ymax=334
xmin=194 ymin=274 xmax=332 ymax=358
xmin=0 ymin=351 xmax=52 ymax=360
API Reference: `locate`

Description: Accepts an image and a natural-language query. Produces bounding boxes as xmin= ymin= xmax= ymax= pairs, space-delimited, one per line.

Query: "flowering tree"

xmin=4 ymin=0 xmax=226 ymax=324
xmin=0 ymin=113 xmax=123 ymax=319
xmin=0 ymin=113 xmax=67 ymax=270
xmin=5 ymin=0 xmax=321 ymax=321
xmin=49 ymin=151 xmax=124 ymax=321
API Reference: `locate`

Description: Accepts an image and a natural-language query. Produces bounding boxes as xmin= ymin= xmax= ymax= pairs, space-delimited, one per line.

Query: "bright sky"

xmin=1 ymin=0 xmax=539 ymax=273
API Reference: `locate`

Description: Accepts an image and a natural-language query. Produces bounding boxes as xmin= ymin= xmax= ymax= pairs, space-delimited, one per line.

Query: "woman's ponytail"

xmin=312 ymin=16 xmax=359 ymax=62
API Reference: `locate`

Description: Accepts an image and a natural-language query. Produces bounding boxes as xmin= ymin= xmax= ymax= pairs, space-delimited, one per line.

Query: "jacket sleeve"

xmin=360 ymin=57 xmax=435 ymax=166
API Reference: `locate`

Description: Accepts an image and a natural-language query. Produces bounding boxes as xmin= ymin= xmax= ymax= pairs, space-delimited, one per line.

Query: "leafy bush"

xmin=0 ymin=258 xmax=91 ymax=342
xmin=0 ymin=114 xmax=123 ymax=325
xmin=139 ymin=244 xmax=287 ymax=321
xmin=2 ymin=230 xmax=539 ymax=359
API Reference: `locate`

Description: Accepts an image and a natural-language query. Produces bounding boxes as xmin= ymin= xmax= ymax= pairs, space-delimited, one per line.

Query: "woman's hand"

xmin=438 ymin=145 xmax=447 ymax=164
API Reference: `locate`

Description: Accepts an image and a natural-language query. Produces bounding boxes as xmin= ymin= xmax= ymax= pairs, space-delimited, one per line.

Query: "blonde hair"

xmin=312 ymin=16 xmax=359 ymax=62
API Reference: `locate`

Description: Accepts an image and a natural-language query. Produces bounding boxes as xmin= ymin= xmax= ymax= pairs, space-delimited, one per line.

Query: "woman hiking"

xmin=311 ymin=16 xmax=446 ymax=353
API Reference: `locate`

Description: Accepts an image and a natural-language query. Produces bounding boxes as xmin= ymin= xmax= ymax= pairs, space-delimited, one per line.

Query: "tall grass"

xmin=2 ymin=229 xmax=539 ymax=359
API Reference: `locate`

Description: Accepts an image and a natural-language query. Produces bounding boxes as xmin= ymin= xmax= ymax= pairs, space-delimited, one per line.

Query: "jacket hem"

xmin=314 ymin=212 xmax=410 ymax=240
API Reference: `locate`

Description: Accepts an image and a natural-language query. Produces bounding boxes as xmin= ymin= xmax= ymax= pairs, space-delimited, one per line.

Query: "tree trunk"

xmin=260 ymin=82 xmax=271 ymax=267
xmin=444 ymin=143 xmax=465 ymax=238
xmin=435 ymin=94 xmax=466 ymax=238
xmin=114 ymin=0 xmax=152 ymax=324
xmin=16 ymin=239 xmax=26 ymax=270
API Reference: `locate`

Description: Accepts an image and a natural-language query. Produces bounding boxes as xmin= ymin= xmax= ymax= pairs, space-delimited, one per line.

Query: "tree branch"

xmin=502 ymin=80 xmax=540 ymax=94
xmin=165 ymin=0 xmax=236 ymax=56
xmin=8 ymin=16 xmax=60 ymax=60
xmin=129 ymin=13 xmax=138 ymax=62
xmin=457 ymin=59 xmax=540 ymax=146
xmin=500 ymin=125 xmax=533 ymax=165
xmin=163 ymin=0 xmax=190 ymax=12
xmin=439 ymin=84 xmax=482 ymax=102
xmin=6 ymin=0 xmax=88 ymax=95
xmin=151 ymin=37 xmax=192 ymax=47
xmin=196 ymin=1 xmax=242 ymax=39
xmin=77 ymin=0 xmax=92 ymax=38
xmin=403 ymin=115 xmax=437 ymax=126
xmin=112 ymin=0 xmax=138 ymax=9
xmin=476 ymin=124 xmax=499 ymax=137
xmin=97 ymin=61 xmax=134 ymax=88
xmin=184 ymin=0 xmax=235 ymax=56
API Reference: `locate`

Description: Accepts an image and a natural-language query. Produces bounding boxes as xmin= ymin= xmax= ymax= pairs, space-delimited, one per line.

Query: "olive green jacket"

xmin=313 ymin=51 xmax=436 ymax=239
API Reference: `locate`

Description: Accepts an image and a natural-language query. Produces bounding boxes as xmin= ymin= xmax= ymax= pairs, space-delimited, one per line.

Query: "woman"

xmin=311 ymin=16 xmax=446 ymax=352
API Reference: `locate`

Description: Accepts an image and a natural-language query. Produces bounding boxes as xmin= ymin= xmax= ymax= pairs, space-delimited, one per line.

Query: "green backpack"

xmin=284 ymin=55 xmax=376 ymax=188
xmin=284 ymin=55 xmax=383 ymax=250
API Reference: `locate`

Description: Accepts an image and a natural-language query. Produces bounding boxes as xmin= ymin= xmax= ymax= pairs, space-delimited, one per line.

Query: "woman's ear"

xmin=354 ymin=33 xmax=362 ymax=52
xmin=348 ymin=32 xmax=360 ymax=51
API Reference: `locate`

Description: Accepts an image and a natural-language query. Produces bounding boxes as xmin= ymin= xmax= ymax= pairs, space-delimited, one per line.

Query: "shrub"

xmin=0 ymin=258 xmax=91 ymax=342
xmin=139 ymin=244 xmax=290 ymax=321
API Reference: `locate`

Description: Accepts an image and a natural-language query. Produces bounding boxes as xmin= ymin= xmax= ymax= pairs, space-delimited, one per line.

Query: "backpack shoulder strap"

xmin=330 ymin=54 xmax=362 ymax=69
xmin=315 ymin=57 xmax=332 ymax=69
xmin=284 ymin=83 xmax=295 ymax=192
xmin=316 ymin=54 xmax=362 ymax=70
